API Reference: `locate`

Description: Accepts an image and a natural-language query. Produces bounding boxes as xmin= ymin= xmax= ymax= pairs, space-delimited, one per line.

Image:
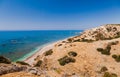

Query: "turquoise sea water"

xmin=0 ymin=30 xmax=82 ymax=61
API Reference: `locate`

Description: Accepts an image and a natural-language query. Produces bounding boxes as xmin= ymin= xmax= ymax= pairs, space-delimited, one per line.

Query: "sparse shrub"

xmin=115 ymin=32 xmax=120 ymax=38
xmin=112 ymin=54 xmax=120 ymax=62
xmin=62 ymin=41 xmax=66 ymax=43
xmin=97 ymin=48 xmax=104 ymax=52
xmin=34 ymin=60 xmax=42 ymax=67
xmin=100 ymin=66 xmax=108 ymax=72
xmin=58 ymin=44 xmax=62 ymax=46
xmin=103 ymin=72 xmax=118 ymax=77
xmin=73 ymin=39 xmax=80 ymax=42
xmin=44 ymin=49 xmax=53 ymax=56
xmin=105 ymin=46 xmax=111 ymax=54
xmin=58 ymin=56 xmax=75 ymax=66
xmin=109 ymin=41 xmax=119 ymax=45
xmin=97 ymin=45 xmax=111 ymax=55
xmin=111 ymin=73 xmax=118 ymax=77
xmin=112 ymin=54 xmax=117 ymax=59
xmin=67 ymin=38 xmax=73 ymax=42
xmin=16 ymin=61 xmax=30 ymax=66
xmin=81 ymin=38 xmax=94 ymax=42
xmin=68 ymin=51 xmax=77 ymax=57
xmin=103 ymin=72 xmax=111 ymax=77
xmin=106 ymin=27 xmax=112 ymax=32
xmin=53 ymin=68 xmax=62 ymax=74
xmin=104 ymin=37 xmax=113 ymax=40
xmin=0 ymin=56 xmax=11 ymax=64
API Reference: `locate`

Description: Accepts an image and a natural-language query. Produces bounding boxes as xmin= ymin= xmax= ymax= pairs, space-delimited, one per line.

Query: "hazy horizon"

xmin=0 ymin=0 xmax=120 ymax=30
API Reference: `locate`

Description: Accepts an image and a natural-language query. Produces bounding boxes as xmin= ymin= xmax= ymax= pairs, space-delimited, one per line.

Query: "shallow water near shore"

xmin=0 ymin=30 xmax=82 ymax=61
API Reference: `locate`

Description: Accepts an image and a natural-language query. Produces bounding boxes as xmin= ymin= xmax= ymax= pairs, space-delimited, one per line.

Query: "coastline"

xmin=24 ymin=41 xmax=58 ymax=65
xmin=23 ymin=36 xmax=75 ymax=65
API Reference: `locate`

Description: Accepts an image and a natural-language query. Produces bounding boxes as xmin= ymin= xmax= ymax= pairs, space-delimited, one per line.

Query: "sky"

xmin=0 ymin=0 xmax=120 ymax=30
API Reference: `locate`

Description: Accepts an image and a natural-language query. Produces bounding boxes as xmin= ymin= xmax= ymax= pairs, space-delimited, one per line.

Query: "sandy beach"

xmin=24 ymin=38 xmax=67 ymax=65
xmin=24 ymin=42 xmax=57 ymax=65
xmin=24 ymin=36 xmax=75 ymax=65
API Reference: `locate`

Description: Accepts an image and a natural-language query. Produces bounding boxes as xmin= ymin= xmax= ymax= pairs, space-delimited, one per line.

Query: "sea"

xmin=0 ymin=30 xmax=82 ymax=61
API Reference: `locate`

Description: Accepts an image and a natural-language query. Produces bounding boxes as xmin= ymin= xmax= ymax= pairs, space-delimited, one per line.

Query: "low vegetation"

xmin=16 ymin=61 xmax=30 ymax=66
xmin=81 ymin=38 xmax=94 ymax=42
xmin=58 ymin=44 xmax=62 ymax=46
xmin=103 ymin=72 xmax=117 ymax=77
xmin=44 ymin=49 xmax=53 ymax=56
xmin=34 ymin=60 xmax=42 ymax=67
xmin=73 ymin=39 xmax=80 ymax=42
xmin=53 ymin=68 xmax=62 ymax=74
xmin=97 ymin=45 xmax=111 ymax=55
xmin=68 ymin=51 xmax=77 ymax=57
xmin=112 ymin=54 xmax=120 ymax=62
xmin=58 ymin=56 xmax=75 ymax=66
xmin=67 ymin=38 xmax=73 ymax=42
xmin=109 ymin=41 xmax=119 ymax=45
xmin=100 ymin=66 xmax=108 ymax=73
xmin=115 ymin=32 xmax=120 ymax=38
xmin=0 ymin=56 xmax=11 ymax=64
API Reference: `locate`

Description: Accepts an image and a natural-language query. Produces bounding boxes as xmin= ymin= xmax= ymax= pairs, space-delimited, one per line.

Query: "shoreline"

xmin=24 ymin=41 xmax=59 ymax=65
xmin=23 ymin=36 xmax=75 ymax=65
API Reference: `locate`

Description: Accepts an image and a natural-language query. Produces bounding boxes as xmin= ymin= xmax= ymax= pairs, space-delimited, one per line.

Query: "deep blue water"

xmin=0 ymin=30 xmax=82 ymax=61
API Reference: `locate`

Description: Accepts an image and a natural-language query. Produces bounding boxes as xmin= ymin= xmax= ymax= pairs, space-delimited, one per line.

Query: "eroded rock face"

xmin=27 ymin=67 xmax=41 ymax=76
xmin=0 ymin=63 xmax=27 ymax=75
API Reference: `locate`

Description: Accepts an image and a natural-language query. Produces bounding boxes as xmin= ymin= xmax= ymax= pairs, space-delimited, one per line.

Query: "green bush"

xmin=106 ymin=27 xmax=112 ymax=32
xmin=81 ymin=38 xmax=94 ymax=43
xmin=67 ymin=38 xmax=73 ymax=42
xmin=103 ymin=72 xmax=111 ymax=77
xmin=73 ymin=39 xmax=80 ymax=42
xmin=100 ymin=66 xmax=108 ymax=72
xmin=16 ymin=61 xmax=30 ymax=66
xmin=111 ymin=73 xmax=118 ymax=77
xmin=97 ymin=45 xmax=111 ymax=55
xmin=68 ymin=51 xmax=77 ymax=57
xmin=58 ymin=56 xmax=75 ymax=66
xmin=112 ymin=54 xmax=120 ymax=62
xmin=115 ymin=32 xmax=120 ymax=38
xmin=0 ymin=56 xmax=11 ymax=64
xmin=44 ymin=49 xmax=53 ymax=56
xmin=97 ymin=48 xmax=104 ymax=52
xmin=109 ymin=41 xmax=119 ymax=45
xmin=34 ymin=60 xmax=42 ymax=67
xmin=62 ymin=41 xmax=66 ymax=43
xmin=103 ymin=72 xmax=117 ymax=77
xmin=58 ymin=44 xmax=62 ymax=46
xmin=112 ymin=54 xmax=117 ymax=59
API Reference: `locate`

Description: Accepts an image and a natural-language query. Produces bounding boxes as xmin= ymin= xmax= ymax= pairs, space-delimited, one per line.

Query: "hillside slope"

xmin=1 ymin=24 xmax=120 ymax=77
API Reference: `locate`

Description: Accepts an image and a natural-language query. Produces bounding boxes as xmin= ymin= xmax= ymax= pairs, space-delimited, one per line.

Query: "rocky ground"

xmin=0 ymin=24 xmax=120 ymax=77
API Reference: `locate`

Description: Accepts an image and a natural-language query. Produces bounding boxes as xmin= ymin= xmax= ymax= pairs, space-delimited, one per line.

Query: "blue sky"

xmin=0 ymin=0 xmax=120 ymax=30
